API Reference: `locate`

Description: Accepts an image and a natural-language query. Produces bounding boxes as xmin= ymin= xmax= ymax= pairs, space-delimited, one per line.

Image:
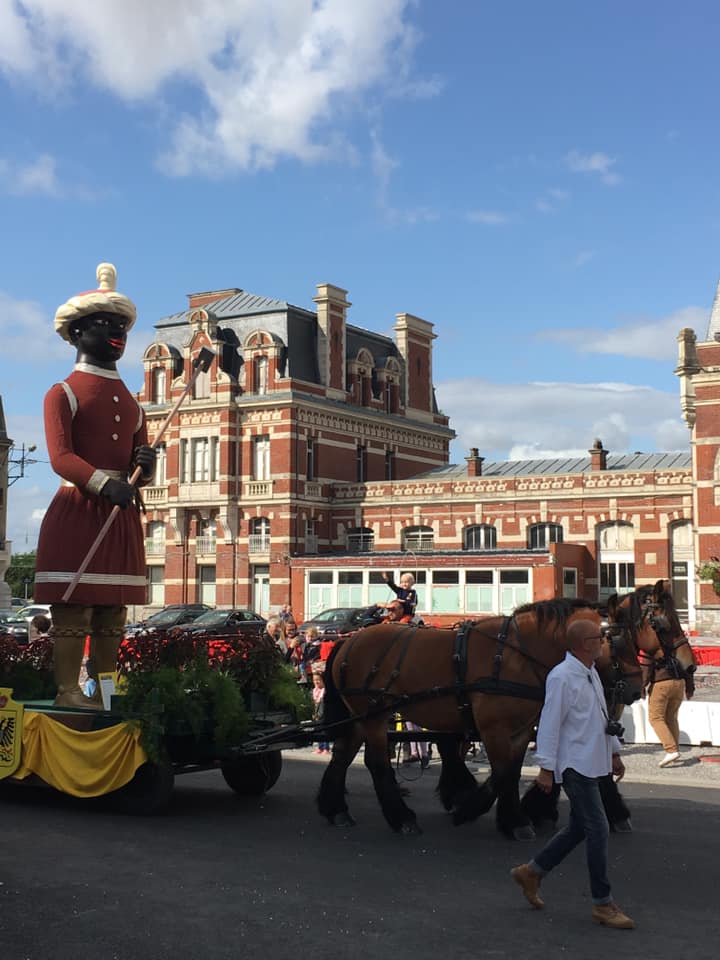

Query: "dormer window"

xmin=255 ymin=356 xmax=268 ymax=395
xmin=152 ymin=367 xmax=166 ymax=404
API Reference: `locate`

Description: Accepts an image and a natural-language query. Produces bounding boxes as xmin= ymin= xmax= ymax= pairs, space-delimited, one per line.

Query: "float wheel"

xmin=220 ymin=751 xmax=282 ymax=795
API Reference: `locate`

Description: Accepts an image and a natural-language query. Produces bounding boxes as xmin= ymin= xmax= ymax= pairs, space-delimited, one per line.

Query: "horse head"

xmin=593 ymin=620 xmax=644 ymax=717
xmin=606 ymin=582 xmax=697 ymax=698
xmin=520 ymin=599 xmax=643 ymax=714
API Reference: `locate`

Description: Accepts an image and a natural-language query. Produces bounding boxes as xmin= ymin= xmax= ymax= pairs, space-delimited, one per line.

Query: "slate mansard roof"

xmin=411 ymin=451 xmax=691 ymax=481
xmin=152 ymin=288 xmax=401 ymax=387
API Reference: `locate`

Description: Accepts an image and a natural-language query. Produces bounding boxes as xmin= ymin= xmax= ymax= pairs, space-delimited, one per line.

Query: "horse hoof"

xmin=332 ymin=812 xmax=356 ymax=828
xmin=512 ymin=824 xmax=536 ymax=842
xmin=612 ymin=818 xmax=633 ymax=834
xmin=400 ymin=820 xmax=423 ymax=836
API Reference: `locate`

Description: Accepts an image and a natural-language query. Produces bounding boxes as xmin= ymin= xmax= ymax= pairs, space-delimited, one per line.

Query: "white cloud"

xmin=565 ymin=149 xmax=620 ymax=185
xmin=536 ymin=187 xmax=570 ymax=214
xmin=370 ymin=129 xmax=439 ymax=224
xmin=573 ymin=250 xmax=595 ymax=268
xmin=0 ymin=292 xmax=67 ymax=363
xmin=0 ymin=0 xmax=432 ymax=176
xmin=436 ymin=378 xmax=689 ymax=462
xmin=4 ymin=482 xmax=50 ymax=552
xmin=0 ymin=154 xmax=60 ymax=195
xmin=537 ymin=306 xmax=708 ymax=361
xmin=466 ymin=209 xmax=512 ymax=225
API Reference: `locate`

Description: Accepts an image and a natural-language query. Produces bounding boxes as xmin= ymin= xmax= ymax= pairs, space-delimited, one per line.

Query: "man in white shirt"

xmin=510 ymin=618 xmax=635 ymax=930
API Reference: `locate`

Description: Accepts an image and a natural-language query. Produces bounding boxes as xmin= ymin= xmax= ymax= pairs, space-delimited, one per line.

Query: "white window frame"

xmin=254 ymin=435 xmax=271 ymax=481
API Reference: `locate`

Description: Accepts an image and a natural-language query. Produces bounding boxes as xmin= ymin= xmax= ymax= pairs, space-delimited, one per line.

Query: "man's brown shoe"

xmin=510 ymin=863 xmax=544 ymax=909
xmin=591 ymin=902 xmax=635 ymax=929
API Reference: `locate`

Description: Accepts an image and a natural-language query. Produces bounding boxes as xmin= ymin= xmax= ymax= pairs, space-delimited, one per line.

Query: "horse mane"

xmin=513 ymin=597 xmax=598 ymax=634
xmin=611 ymin=581 xmax=683 ymax=642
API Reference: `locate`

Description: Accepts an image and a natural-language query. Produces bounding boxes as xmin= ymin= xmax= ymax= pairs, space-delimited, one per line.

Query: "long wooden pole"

xmin=61 ymin=348 xmax=216 ymax=603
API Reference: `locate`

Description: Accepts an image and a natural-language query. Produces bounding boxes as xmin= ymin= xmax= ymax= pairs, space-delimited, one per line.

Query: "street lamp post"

xmin=7 ymin=443 xmax=38 ymax=486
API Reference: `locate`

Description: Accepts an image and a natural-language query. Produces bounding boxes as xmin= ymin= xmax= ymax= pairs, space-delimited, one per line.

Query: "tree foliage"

xmin=4 ymin=551 xmax=36 ymax=600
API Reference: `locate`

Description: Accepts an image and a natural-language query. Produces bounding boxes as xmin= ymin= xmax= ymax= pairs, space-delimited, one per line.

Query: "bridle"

xmin=613 ymin=594 xmax=696 ymax=682
xmin=598 ymin=624 xmax=643 ymax=715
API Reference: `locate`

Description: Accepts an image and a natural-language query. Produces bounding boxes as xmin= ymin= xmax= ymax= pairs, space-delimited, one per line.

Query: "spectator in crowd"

xmin=404 ymin=720 xmax=430 ymax=768
xmin=29 ymin=614 xmax=52 ymax=643
xmin=84 ymin=656 xmax=98 ymax=698
xmin=301 ymin=626 xmax=322 ymax=679
xmin=379 ymin=601 xmax=413 ymax=624
xmin=284 ymin=620 xmax=306 ymax=681
xmin=279 ymin=603 xmax=294 ymax=623
xmin=642 ymin=652 xmax=689 ymax=768
xmin=264 ymin=616 xmax=286 ymax=653
xmin=382 ymin=571 xmax=418 ymax=619
xmin=312 ymin=669 xmax=331 ymax=755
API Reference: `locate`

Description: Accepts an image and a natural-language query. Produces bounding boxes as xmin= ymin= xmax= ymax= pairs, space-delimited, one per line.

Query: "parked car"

xmin=169 ymin=608 xmax=267 ymax=642
xmin=2 ymin=604 xmax=53 ymax=644
xmin=298 ymin=605 xmax=383 ymax=640
xmin=15 ymin=604 xmax=52 ymax=621
xmin=124 ymin=603 xmax=213 ymax=638
xmin=1 ymin=616 xmax=31 ymax=644
xmin=11 ymin=597 xmax=27 ymax=608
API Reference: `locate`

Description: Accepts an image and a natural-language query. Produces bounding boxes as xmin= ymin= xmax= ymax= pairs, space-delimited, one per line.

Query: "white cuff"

xmin=86 ymin=470 xmax=110 ymax=495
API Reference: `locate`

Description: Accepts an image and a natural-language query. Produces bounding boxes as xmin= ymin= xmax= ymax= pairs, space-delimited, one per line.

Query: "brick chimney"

xmin=588 ymin=438 xmax=608 ymax=471
xmin=465 ymin=448 xmax=484 ymax=477
xmin=313 ymin=283 xmax=349 ymax=399
xmin=187 ymin=288 xmax=242 ymax=309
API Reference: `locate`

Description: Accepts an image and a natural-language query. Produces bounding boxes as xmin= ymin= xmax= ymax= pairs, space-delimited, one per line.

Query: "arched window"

xmin=597 ymin=521 xmax=634 ymax=600
xmin=193 ymin=367 xmax=210 ymax=399
xmin=347 ymin=526 xmax=374 ymax=553
xmin=197 ymin=518 xmax=217 ymax=555
xmin=464 ymin=524 xmax=497 ymax=550
xmin=528 ymin=523 xmax=563 ymax=549
xmin=669 ymin=520 xmax=693 ymax=618
xmin=254 ymin=356 xmax=268 ymax=394
xmin=249 ymin=517 xmax=270 ymax=554
xmin=403 ymin=525 xmax=434 ymax=553
xmin=153 ymin=443 xmax=167 ymax=486
xmin=152 ymin=367 xmax=166 ymax=404
xmin=146 ymin=520 xmax=166 ymax=556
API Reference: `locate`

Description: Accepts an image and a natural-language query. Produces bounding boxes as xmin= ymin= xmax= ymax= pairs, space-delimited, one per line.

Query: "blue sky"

xmin=1 ymin=0 xmax=719 ymax=550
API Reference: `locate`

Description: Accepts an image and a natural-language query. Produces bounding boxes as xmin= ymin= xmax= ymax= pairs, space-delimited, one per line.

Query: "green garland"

xmin=696 ymin=560 xmax=720 ymax=595
xmin=118 ymin=657 xmax=312 ymax=763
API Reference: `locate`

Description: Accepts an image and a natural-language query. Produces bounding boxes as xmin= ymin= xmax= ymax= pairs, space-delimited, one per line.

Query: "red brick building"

xmin=134 ymin=278 xmax=709 ymax=630
xmin=138 ymin=283 xmax=454 ymax=620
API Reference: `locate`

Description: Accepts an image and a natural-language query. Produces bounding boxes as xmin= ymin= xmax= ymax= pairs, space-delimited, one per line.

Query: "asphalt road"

xmin=2 ymin=751 xmax=719 ymax=960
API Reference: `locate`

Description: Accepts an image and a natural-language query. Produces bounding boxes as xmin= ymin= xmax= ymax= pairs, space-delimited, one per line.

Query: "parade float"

xmin=0 ymin=624 xmax=309 ymax=813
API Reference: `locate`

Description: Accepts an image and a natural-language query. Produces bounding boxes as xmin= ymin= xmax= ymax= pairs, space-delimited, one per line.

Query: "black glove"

xmin=132 ymin=444 xmax=156 ymax=479
xmin=102 ymin=478 xmax=135 ymax=509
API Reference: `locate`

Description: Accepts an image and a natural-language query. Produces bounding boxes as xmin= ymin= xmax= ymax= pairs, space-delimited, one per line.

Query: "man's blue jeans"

xmin=530 ymin=767 xmax=611 ymax=905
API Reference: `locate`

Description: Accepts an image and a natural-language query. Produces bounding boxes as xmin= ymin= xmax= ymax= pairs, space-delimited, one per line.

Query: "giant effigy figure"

xmin=34 ymin=263 xmax=155 ymax=708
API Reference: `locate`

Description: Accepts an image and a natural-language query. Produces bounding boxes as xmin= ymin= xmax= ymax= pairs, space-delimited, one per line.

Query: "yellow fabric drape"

xmin=13 ymin=711 xmax=148 ymax=797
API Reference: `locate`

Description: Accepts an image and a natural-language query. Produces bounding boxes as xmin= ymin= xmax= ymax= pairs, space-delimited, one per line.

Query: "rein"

xmin=635 ymin=598 xmax=694 ymax=678
xmin=335 ymin=615 xmax=636 ymax=736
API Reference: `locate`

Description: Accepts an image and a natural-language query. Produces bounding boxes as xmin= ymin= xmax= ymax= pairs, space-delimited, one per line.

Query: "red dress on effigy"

xmin=34 ymin=363 xmax=148 ymax=606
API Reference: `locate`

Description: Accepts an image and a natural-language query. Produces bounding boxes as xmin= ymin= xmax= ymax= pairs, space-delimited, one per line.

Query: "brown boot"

xmin=52 ymin=626 xmax=100 ymax=710
xmin=592 ymin=902 xmax=635 ymax=929
xmin=510 ymin=863 xmax=544 ymax=909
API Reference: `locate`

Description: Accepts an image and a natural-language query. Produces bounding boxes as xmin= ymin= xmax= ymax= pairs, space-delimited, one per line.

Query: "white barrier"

xmin=621 ymin=699 xmax=720 ymax=746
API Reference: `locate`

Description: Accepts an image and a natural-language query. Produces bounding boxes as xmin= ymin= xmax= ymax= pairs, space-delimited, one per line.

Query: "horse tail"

xmin=321 ymin=641 xmax=351 ymax=727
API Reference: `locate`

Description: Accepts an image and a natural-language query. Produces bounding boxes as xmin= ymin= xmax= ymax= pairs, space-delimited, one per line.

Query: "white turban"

xmin=54 ymin=262 xmax=137 ymax=342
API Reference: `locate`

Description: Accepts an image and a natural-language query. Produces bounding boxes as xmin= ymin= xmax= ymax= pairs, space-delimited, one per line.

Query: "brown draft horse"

xmin=521 ymin=581 xmax=697 ymax=832
xmin=606 ymin=580 xmax=696 ymax=691
xmin=317 ymin=598 xmax=643 ymax=840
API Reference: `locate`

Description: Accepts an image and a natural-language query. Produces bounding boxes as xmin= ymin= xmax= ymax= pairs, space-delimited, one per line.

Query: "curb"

xmin=286 ymin=747 xmax=719 ymax=788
